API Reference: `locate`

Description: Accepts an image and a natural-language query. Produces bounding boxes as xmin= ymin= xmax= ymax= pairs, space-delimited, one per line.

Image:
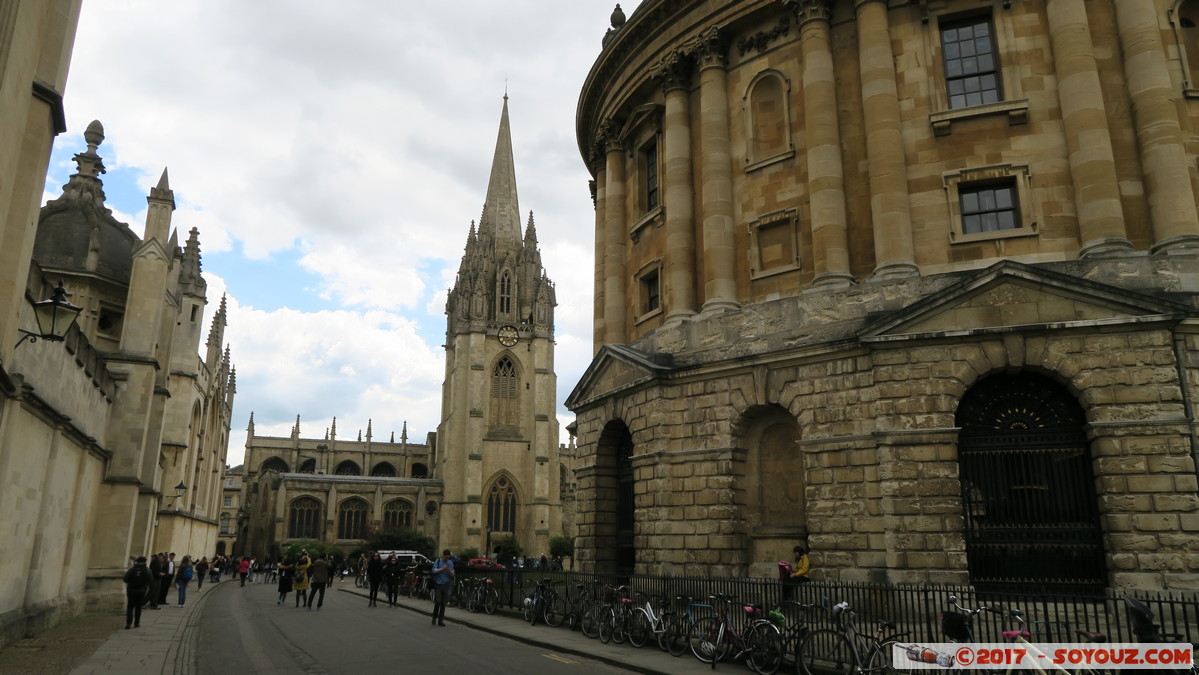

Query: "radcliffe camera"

xmin=2 ymin=0 xmax=1198 ymax=673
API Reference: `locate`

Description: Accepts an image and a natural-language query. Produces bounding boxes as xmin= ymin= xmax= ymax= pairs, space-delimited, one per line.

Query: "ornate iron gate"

xmin=956 ymin=373 xmax=1107 ymax=593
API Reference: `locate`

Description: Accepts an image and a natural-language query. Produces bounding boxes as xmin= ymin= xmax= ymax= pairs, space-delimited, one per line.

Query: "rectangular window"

xmin=223 ymin=495 xmax=233 ymax=507
xmin=941 ymin=16 xmax=1001 ymax=109
xmin=643 ymin=140 xmax=658 ymax=211
xmin=748 ymin=209 xmax=800 ymax=279
xmin=960 ymin=181 xmax=1018 ymax=234
xmin=642 ymin=269 xmax=660 ymax=313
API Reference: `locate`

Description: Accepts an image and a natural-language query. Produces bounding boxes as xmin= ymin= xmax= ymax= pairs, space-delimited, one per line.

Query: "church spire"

xmin=480 ymin=95 xmax=521 ymax=247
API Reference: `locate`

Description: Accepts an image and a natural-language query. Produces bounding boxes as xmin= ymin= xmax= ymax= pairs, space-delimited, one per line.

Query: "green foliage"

xmin=458 ymin=547 xmax=480 ymax=560
xmin=366 ymin=527 xmax=435 ymax=558
xmin=548 ymin=535 xmax=574 ymax=558
xmin=492 ymin=534 xmax=522 ymax=566
xmin=281 ymin=540 xmax=344 ymax=564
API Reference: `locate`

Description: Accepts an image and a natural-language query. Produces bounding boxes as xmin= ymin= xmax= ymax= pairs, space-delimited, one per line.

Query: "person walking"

xmin=293 ymin=552 xmax=311 ymax=608
xmin=430 ymin=549 xmax=454 ymax=627
xmin=147 ymin=553 xmax=164 ymax=610
xmin=238 ymin=557 xmax=251 ymax=587
xmin=175 ymin=555 xmax=194 ymax=607
xmin=382 ymin=554 xmax=402 ymax=607
xmin=276 ymin=557 xmax=294 ymax=605
xmin=123 ymin=556 xmax=152 ymax=629
xmin=306 ymin=553 xmax=332 ymax=610
xmin=195 ymin=557 xmax=209 ymax=591
xmin=366 ymin=552 xmax=383 ymax=607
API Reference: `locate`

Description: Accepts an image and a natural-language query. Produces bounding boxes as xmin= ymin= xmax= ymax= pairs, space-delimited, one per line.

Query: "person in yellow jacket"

xmin=293 ymin=552 xmax=311 ymax=608
xmin=791 ymin=546 xmax=811 ymax=582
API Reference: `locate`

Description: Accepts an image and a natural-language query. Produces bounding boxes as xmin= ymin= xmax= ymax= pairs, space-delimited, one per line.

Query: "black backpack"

xmin=127 ymin=565 xmax=151 ymax=587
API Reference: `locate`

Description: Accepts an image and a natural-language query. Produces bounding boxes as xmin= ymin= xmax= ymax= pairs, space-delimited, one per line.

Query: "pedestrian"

xmin=791 ymin=546 xmax=811 ymax=583
xmin=238 ymin=557 xmax=250 ymax=587
xmin=176 ymin=555 xmax=193 ymax=607
xmin=382 ymin=554 xmax=402 ymax=607
xmin=430 ymin=549 xmax=454 ymax=627
xmin=366 ymin=551 xmax=383 ymax=607
xmin=147 ymin=553 xmax=164 ymax=610
xmin=276 ymin=557 xmax=294 ymax=605
xmin=195 ymin=557 xmax=209 ymax=591
xmin=123 ymin=556 xmax=152 ymax=629
xmin=158 ymin=553 xmax=176 ymax=606
xmin=293 ymin=552 xmax=311 ymax=608
xmin=306 ymin=553 xmax=332 ymax=611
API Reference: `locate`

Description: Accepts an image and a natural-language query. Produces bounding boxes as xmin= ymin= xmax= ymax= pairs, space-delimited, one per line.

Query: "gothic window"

xmin=370 ymin=462 xmax=397 ymax=477
xmin=334 ymin=460 xmax=361 ymax=476
xmin=748 ymin=209 xmax=800 ymax=279
xmin=337 ymin=498 xmax=369 ymax=540
xmin=298 ymin=458 xmax=316 ymax=474
xmin=641 ymin=139 xmax=659 ymax=212
xmin=486 ymin=475 xmax=517 ymax=533
xmin=490 ymin=356 xmax=520 ymax=428
xmin=219 ymin=513 xmax=231 ymax=535
xmin=288 ymin=496 xmax=322 ymax=539
xmin=745 ymin=71 xmax=793 ymax=167
xmin=941 ymin=15 xmax=1001 ymax=109
xmin=382 ymin=499 xmax=413 ymax=529
xmin=260 ymin=456 xmax=289 ymax=474
xmin=498 ymin=271 xmax=513 ymax=315
xmin=411 ymin=462 xmax=428 ymax=479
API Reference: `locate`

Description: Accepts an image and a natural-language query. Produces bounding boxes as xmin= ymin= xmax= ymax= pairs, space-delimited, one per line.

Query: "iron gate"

xmin=956 ymin=373 xmax=1107 ymax=593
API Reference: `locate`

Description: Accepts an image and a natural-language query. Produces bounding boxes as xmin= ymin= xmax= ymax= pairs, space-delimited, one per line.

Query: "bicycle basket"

xmin=941 ymin=611 xmax=974 ymax=642
xmin=1122 ymin=596 xmax=1161 ymax=642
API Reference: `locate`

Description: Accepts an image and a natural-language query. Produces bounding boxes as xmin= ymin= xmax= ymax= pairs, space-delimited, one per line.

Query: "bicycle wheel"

xmin=663 ymin=614 xmax=690 ymax=657
xmin=798 ymin=629 xmax=855 ymax=675
xmin=483 ymin=587 xmax=498 ymax=615
xmin=690 ymin=616 xmax=726 ymax=664
xmin=863 ymin=638 xmax=900 ymax=675
xmin=748 ymin=622 xmax=785 ymax=675
xmin=628 ymin=608 xmax=652 ymax=648
xmin=522 ymin=594 xmax=535 ymax=623
xmin=580 ymin=604 xmax=600 ymax=639
xmin=544 ymin=593 xmax=566 ymax=627
xmin=355 ymin=575 xmax=366 ymax=589
xmin=612 ymin=607 xmax=629 ymax=644
xmin=598 ymin=606 xmax=616 ymax=644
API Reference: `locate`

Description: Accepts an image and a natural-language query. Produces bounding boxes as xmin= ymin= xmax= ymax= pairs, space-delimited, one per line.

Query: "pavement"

xmin=52 ymin=577 xmax=713 ymax=674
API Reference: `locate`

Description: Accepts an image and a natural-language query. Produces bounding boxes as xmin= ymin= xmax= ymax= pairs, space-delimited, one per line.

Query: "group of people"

xmin=273 ymin=550 xmax=335 ymax=610
xmin=121 ymin=552 xmax=203 ymax=630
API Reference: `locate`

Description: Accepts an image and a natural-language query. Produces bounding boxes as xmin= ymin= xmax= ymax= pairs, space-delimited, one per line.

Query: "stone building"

xmin=567 ymin=0 xmax=1199 ymax=591
xmin=237 ymin=97 xmax=565 ymax=560
xmin=217 ymin=465 xmax=243 ymax=557
xmin=0 ymin=1 xmax=235 ymax=643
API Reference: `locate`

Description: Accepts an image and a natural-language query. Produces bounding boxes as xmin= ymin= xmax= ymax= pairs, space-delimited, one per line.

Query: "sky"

xmin=47 ymin=0 xmax=642 ymax=467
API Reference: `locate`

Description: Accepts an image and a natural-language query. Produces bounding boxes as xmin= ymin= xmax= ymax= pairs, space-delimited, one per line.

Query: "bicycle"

xmin=943 ymin=595 xmax=1083 ymax=675
xmin=597 ymin=584 xmax=634 ymax=644
xmin=1123 ymin=596 xmax=1196 ymax=675
xmin=797 ymin=599 xmax=904 ymax=675
xmin=689 ymin=593 xmax=779 ymax=672
xmin=750 ymin=600 xmax=818 ymax=675
xmin=625 ymin=591 xmax=672 ymax=649
xmin=522 ymin=578 xmax=565 ymax=627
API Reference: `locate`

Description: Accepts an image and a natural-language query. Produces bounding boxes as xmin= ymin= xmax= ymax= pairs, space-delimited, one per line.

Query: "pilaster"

xmin=652 ymin=51 xmax=698 ymax=324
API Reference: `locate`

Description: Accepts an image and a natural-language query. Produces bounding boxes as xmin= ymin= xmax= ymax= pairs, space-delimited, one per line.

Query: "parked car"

xmin=463 ymin=558 xmax=504 ymax=570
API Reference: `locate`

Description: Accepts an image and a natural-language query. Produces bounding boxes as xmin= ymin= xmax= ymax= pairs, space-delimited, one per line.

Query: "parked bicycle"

xmin=688 ymin=593 xmax=780 ymax=672
xmin=797 ymin=599 xmax=903 ymax=675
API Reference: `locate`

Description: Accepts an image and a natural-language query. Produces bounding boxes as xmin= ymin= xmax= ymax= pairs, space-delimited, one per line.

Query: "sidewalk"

xmin=343 ymin=586 xmax=714 ymax=674
xmin=63 ymin=579 xmax=715 ymax=674
xmin=69 ymin=578 xmax=223 ymax=675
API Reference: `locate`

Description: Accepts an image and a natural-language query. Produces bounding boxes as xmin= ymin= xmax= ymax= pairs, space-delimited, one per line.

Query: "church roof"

xmin=480 ymin=95 xmax=522 ymax=247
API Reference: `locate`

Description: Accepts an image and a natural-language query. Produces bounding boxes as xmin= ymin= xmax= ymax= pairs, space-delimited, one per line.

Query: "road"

xmin=195 ymin=580 xmax=634 ymax=674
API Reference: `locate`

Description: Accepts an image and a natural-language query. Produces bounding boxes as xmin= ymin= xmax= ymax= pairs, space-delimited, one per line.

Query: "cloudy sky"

xmin=48 ymin=1 xmax=641 ymax=466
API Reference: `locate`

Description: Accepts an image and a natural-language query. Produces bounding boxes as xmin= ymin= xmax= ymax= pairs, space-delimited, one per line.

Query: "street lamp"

xmin=169 ymin=481 xmax=187 ymax=509
xmin=14 ymin=282 xmax=83 ymax=349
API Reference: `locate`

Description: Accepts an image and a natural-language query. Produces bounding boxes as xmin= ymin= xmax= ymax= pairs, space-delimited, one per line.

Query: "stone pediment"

xmin=860 ymin=260 xmax=1193 ymax=341
xmin=565 ymin=344 xmax=673 ymax=410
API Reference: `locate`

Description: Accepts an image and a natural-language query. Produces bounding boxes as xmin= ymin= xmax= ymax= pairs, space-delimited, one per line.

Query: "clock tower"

xmin=438 ymin=96 xmax=560 ymax=558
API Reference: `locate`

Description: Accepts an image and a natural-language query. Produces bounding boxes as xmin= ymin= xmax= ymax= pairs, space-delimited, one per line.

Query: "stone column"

xmin=692 ymin=27 xmax=740 ymax=313
xmin=591 ymin=151 xmax=607 ymax=354
xmin=603 ymin=129 xmax=629 ymax=344
xmin=653 ymin=51 xmax=698 ymax=323
xmin=792 ymin=0 xmax=855 ymax=289
xmin=1114 ymin=0 xmax=1199 ymax=253
xmin=1047 ymin=0 xmax=1132 ymax=257
xmin=856 ymin=0 xmax=919 ymax=280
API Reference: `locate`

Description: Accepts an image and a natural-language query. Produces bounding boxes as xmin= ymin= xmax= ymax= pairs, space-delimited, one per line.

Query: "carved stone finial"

xmin=611 ymin=4 xmax=626 ymax=28
xmin=84 ymin=120 xmax=105 ymax=151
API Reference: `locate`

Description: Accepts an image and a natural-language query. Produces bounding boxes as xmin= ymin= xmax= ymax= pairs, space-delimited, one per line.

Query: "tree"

xmin=492 ymin=534 xmax=521 ymax=566
xmin=281 ymin=540 xmax=344 ymax=565
xmin=548 ymin=535 xmax=574 ymax=559
xmin=365 ymin=527 xmax=435 ymax=558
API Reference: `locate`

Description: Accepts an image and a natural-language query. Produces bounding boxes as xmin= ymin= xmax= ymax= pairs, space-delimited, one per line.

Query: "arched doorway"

xmin=596 ymin=420 xmax=635 ymax=577
xmin=956 ymin=372 xmax=1106 ymax=592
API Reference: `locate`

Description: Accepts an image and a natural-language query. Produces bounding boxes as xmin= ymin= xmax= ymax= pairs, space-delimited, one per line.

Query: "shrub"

xmin=548 ymin=535 xmax=574 ymax=559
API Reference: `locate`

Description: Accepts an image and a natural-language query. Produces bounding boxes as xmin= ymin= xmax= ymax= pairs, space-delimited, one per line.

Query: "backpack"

xmin=181 ymin=565 xmax=194 ymax=581
xmin=127 ymin=565 xmax=151 ymax=587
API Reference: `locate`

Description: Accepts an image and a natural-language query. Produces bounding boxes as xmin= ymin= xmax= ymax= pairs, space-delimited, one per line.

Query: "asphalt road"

xmin=195 ymin=581 xmax=632 ymax=674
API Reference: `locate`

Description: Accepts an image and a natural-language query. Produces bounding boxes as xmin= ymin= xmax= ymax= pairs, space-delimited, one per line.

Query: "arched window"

xmin=411 ymin=462 xmax=428 ymax=479
xmin=260 ymin=456 xmax=289 ymax=474
xmin=370 ymin=462 xmax=397 ymax=477
xmin=745 ymin=70 xmax=792 ymax=165
xmin=288 ymin=497 xmax=322 ymax=539
xmin=298 ymin=458 xmax=316 ymax=474
xmin=334 ymin=460 xmax=361 ymax=475
xmin=956 ymin=372 xmax=1104 ymax=593
xmin=498 ymin=271 xmax=513 ymax=315
xmin=382 ymin=500 xmax=413 ymax=530
xmin=486 ymin=475 xmax=517 ymax=534
xmin=337 ymin=498 xmax=369 ymax=540
xmin=490 ymin=356 xmax=519 ymax=429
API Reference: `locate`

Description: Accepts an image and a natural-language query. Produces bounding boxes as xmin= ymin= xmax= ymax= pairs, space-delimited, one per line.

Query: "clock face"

xmin=498 ymin=325 xmax=518 ymax=347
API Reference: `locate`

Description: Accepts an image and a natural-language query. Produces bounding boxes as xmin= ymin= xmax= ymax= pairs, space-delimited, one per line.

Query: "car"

xmin=463 ymin=558 xmax=504 ymax=571
xmin=377 ymin=550 xmax=432 ymax=569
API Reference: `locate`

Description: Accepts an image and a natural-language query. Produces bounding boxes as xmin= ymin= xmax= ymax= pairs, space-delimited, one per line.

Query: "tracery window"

xmin=260 ymin=456 xmax=289 ymax=473
xmin=370 ymin=462 xmax=397 ymax=477
xmin=288 ymin=496 xmax=322 ymax=539
xmin=334 ymin=460 xmax=361 ymax=476
xmin=499 ymin=271 xmax=513 ymax=315
xmin=337 ymin=498 xmax=369 ymax=540
xmin=486 ymin=475 xmax=517 ymax=533
xmin=490 ymin=356 xmax=519 ymax=428
xmin=383 ymin=499 xmax=413 ymax=530
xmin=298 ymin=458 xmax=316 ymax=474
